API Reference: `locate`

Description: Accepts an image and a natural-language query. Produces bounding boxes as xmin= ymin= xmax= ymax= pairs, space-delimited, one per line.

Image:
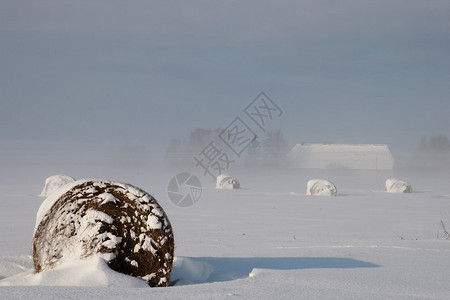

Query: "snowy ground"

xmin=1 ymin=144 xmax=450 ymax=299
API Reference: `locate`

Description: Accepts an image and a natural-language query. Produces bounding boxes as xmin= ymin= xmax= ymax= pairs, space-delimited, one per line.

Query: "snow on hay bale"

xmin=33 ymin=179 xmax=174 ymax=287
xmin=216 ymin=174 xmax=240 ymax=189
xmin=306 ymin=179 xmax=337 ymax=196
xmin=386 ymin=178 xmax=412 ymax=193
xmin=39 ymin=174 xmax=75 ymax=197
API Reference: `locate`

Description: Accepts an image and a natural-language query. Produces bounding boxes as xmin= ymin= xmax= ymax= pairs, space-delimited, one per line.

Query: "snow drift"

xmin=0 ymin=256 xmax=149 ymax=287
xmin=306 ymin=179 xmax=337 ymax=196
xmin=386 ymin=178 xmax=412 ymax=193
xmin=216 ymin=174 xmax=240 ymax=189
xmin=33 ymin=179 xmax=174 ymax=287
xmin=39 ymin=175 xmax=75 ymax=197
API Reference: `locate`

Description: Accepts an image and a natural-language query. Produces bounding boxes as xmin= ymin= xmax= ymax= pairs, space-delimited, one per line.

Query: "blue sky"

xmin=1 ymin=0 xmax=449 ymax=153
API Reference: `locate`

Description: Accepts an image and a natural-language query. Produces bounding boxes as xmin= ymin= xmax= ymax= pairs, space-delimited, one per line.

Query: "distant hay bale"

xmin=33 ymin=180 xmax=174 ymax=287
xmin=216 ymin=174 xmax=240 ymax=189
xmin=386 ymin=178 xmax=412 ymax=193
xmin=306 ymin=179 xmax=337 ymax=196
xmin=39 ymin=175 xmax=76 ymax=197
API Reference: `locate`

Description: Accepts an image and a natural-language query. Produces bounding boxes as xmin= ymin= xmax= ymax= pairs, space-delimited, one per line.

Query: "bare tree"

xmin=247 ymin=139 xmax=261 ymax=157
xmin=262 ymin=129 xmax=288 ymax=156
xmin=418 ymin=135 xmax=450 ymax=152
xmin=440 ymin=220 xmax=450 ymax=240
xmin=187 ymin=128 xmax=213 ymax=150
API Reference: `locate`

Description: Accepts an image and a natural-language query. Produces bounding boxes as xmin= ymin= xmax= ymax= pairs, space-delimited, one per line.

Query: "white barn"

xmin=288 ymin=143 xmax=394 ymax=170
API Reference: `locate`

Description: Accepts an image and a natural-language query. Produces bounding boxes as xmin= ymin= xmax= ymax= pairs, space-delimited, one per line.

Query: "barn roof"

xmin=288 ymin=143 xmax=394 ymax=170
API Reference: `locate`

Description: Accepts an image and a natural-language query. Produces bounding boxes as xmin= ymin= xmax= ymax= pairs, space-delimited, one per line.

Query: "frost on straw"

xmin=33 ymin=180 xmax=174 ymax=287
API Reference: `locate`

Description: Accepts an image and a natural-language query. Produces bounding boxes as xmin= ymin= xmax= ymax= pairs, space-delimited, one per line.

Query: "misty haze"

xmin=1 ymin=1 xmax=450 ymax=299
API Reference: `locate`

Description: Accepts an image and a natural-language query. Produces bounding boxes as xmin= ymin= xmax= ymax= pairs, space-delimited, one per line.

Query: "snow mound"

xmin=35 ymin=179 xmax=90 ymax=230
xmin=216 ymin=174 xmax=240 ymax=189
xmin=33 ymin=180 xmax=174 ymax=287
xmin=171 ymin=257 xmax=214 ymax=285
xmin=0 ymin=256 xmax=149 ymax=287
xmin=306 ymin=179 xmax=337 ymax=196
xmin=39 ymin=175 xmax=75 ymax=197
xmin=0 ymin=256 xmax=33 ymax=279
xmin=386 ymin=178 xmax=412 ymax=193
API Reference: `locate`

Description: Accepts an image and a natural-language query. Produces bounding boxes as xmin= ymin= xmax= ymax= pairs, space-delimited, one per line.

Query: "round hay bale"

xmin=39 ymin=175 xmax=76 ymax=197
xmin=33 ymin=180 xmax=174 ymax=287
xmin=216 ymin=174 xmax=240 ymax=189
xmin=306 ymin=179 xmax=337 ymax=196
xmin=386 ymin=178 xmax=412 ymax=193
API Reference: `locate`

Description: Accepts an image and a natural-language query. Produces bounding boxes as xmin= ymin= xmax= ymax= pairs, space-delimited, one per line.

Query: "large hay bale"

xmin=33 ymin=180 xmax=174 ymax=287
xmin=216 ymin=174 xmax=240 ymax=189
xmin=39 ymin=175 xmax=76 ymax=197
xmin=306 ymin=179 xmax=337 ymax=196
xmin=386 ymin=178 xmax=412 ymax=193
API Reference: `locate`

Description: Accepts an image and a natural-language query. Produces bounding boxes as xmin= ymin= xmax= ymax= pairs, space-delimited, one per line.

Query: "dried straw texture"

xmin=33 ymin=180 xmax=174 ymax=287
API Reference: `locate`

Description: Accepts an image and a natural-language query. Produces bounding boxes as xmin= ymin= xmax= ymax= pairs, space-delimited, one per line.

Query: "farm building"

xmin=288 ymin=143 xmax=394 ymax=170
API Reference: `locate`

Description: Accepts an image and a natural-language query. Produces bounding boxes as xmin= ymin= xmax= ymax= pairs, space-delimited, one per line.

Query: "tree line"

xmin=165 ymin=128 xmax=289 ymax=167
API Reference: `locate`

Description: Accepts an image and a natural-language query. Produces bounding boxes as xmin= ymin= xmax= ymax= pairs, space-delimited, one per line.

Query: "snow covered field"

xmin=1 ymin=144 xmax=450 ymax=299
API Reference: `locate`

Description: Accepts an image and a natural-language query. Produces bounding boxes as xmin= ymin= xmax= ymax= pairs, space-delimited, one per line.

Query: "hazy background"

xmin=1 ymin=0 xmax=449 ymax=165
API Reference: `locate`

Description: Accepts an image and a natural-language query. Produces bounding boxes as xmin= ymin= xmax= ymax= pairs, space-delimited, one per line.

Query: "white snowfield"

xmin=306 ymin=179 xmax=337 ymax=196
xmin=39 ymin=175 xmax=75 ymax=197
xmin=216 ymin=174 xmax=240 ymax=189
xmin=386 ymin=178 xmax=413 ymax=193
xmin=1 ymin=163 xmax=450 ymax=299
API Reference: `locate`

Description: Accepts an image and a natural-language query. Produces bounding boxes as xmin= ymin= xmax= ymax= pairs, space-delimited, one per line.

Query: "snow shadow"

xmin=170 ymin=256 xmax=379 ymax=285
